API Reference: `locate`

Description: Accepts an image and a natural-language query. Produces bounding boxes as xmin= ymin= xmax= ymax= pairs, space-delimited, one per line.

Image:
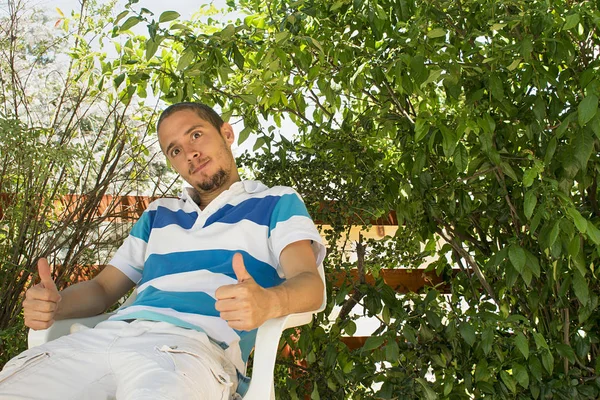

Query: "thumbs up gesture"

xmin=23 ymin=258 xmax=62 ymax=330
xmin=215 ymin=253 xmax=274 ymax=331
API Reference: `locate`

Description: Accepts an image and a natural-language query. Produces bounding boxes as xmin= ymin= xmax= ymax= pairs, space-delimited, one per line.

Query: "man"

xmin=0 ymin=102 xmax=325 ymax=399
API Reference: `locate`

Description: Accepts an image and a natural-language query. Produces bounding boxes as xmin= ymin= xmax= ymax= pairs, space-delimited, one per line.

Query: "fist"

xmin=23 ymin=258 xmax=61 ymax=330
xmin=215 ymin=253 xmax=272 ymax=331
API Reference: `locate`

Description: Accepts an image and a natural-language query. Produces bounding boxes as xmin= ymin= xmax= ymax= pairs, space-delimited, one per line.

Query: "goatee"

xmin=196 ymin=169 xmax=228 ymax=192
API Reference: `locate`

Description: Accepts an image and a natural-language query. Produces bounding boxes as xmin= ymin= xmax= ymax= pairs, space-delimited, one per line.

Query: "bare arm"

xmin=24 ymin=258 xmax=135 ymax=330
xmin=215 ymin=240 xmax=324 ymax=330
xmin=55 ymin=265 xmax=136 ymax=320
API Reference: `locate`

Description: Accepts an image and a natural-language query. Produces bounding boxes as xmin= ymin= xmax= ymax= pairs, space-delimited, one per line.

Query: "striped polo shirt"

xmin=107 ymin=180 xmax=325 ymax=376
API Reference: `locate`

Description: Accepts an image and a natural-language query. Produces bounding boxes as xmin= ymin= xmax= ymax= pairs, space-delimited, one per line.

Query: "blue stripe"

xmin=238 ymin=329 xmax=258 ymax=362
xmin=153 ymin=207 xmax=197 ymax=230
xmin=133 ymin=286 xmax=219 ymax=317
xmin=141 ymin=250 xmax=285 ymax=288
xmin=269 ymin=193 xmax=310 ymax=235
xmin=204 ymin=196 xmax=280 ymax=228
xmin=130 ymin=211 xmax=153 ymax=241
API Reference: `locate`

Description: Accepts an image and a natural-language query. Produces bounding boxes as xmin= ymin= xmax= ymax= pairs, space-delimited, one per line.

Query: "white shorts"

xmin=0 ymin=320 xmax=238 ymax=400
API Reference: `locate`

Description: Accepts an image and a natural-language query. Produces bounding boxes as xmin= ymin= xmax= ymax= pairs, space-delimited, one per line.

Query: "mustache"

xmin=188 ymin=157 xmax=210 ymax=174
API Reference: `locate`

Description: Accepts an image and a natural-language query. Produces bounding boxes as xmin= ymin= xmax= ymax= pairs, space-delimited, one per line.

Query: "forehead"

xmin=157 ymin=109 xmax=212 ymax=145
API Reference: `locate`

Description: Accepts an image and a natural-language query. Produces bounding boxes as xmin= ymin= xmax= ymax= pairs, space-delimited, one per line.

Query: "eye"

xmin=192 ymin=131 xmax=202 ymax=140
xmin=170 ymin=148 xmax=181 ymax=157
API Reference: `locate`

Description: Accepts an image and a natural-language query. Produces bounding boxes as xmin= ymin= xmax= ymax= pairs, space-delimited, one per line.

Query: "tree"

xmin=116 ymin=0 xmax=599 ymax=397
xmin=4 ymin=0 xmax=599 ymax=397
xmin=0 ymin=0 xmax=177 ymax=365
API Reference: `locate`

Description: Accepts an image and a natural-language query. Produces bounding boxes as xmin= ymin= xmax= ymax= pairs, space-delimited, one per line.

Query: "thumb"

xmin=37 ymin=258 xmax=59 ymax=293
xmin=232 ymin=253 xmax=252 ymax=283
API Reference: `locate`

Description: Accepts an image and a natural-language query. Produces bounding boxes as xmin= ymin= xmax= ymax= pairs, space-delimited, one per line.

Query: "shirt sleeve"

xmin=268 ymin=189 xmax=326 ymax=278
xmin=108 ymin=205 xmax=155 ymax=284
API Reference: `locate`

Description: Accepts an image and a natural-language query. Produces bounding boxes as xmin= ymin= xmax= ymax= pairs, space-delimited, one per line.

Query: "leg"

xmin=110 ymin=322 xmax=237 ymax=400
xmin=0 ymin=325 xmax=118 ymax=400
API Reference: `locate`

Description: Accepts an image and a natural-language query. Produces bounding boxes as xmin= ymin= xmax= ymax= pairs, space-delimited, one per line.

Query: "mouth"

xmin=190 ymin=158 xmax=210 ymax=175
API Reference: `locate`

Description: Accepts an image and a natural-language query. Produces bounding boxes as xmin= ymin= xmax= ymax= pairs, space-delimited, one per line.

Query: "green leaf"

xmin=237 ymin=126 xmax=252 ymax=145
xmin=555 ymin=344 xmax=576 ymax=363
xmin=567 ymin=208 xmax=587 ymax=234
xmin=114 ymin=10 xmax=129 ymax=25
xmin=513 ymin=363 xmax=529 ymax=388
xmin=362 ymin=336 xmax=385 ymax=352
xmin=541 ymin=350 xmax=554 ymax=375
xmin=453 ymin=143 xmax=468 ymax=172
xmin=219 ymin=24 xmax=236 ymax=39
xmin=529 ymin=357 xmax=543 ymax=381
xmin=416 ymin=378 xmax=438 ymax=400
xmin=385 ymin=340 xmax=400 ymax=362
xmin=563 ymin=13 xmax=580 ymax=30
xmin=114 ymin=73 xmax=125 ymax=89
xmin=509 ymin=245 xmax=526 ymax=274
xmin=414 ymin=118 xmax=429 ymax=142
xmin=238 ymin=94 xmax=257 ymax=105
xmin=523 ymin=168 xmax=537 ymax=187
xmin=500 ymin=370 xmax=517 ymax=394
xmin=459 ymin=322 xmax=476 ymax=346
xmin=500 ymin=162 xmax=518 ymax=181
xmin=441 ymin=126 xmax=457 ymax=157
xmin=481 ymin=327 xmax=494 ymax=355
xmin=524 ymin=191 xmax=537 ymax=219
xmin=145 ymin=37 xmax=161 ymax=60
xmin=475 ymin=359 xmax=489 ymax=382
xmin=120 ymin=16 xmax=141 ymax=31
xmin=427 ymin=28 xmax=446 ymax=38
xmin=573 ymin=272 xmax=589 ymax=304
xmin=177 ymin=48 xmax=195 ymax=71
xmin=532 ymin=332 xmax=549 ymax=350
xmin=525 ymin=250 xmax=541 ymax=278
xmin=159 ymin=11 xmax=180 ymax=23
xmin=489 ymin=74 xmax=504 ymax=100
xmin=586 ymin=220 xmax=600 ymax=245
xmin=548 ymin=219 xmax=560 ymax=248
xmin=515 ymin=332 xmax=529 ymax=359
xmin=578 ymin=94 xmax=598 ymax=126
xmin=232 ymin=44 xmax=245 ymax=70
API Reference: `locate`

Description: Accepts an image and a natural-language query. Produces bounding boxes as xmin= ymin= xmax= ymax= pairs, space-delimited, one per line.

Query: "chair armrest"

xmin=27 ymin=313 xmax=113 ymax=349
xmin=243 ymin=310 xmax=315 ymax=400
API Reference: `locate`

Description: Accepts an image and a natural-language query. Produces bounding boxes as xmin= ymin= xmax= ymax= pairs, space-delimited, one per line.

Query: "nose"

xmin=185 ymin=146 xmax=200 ymax=162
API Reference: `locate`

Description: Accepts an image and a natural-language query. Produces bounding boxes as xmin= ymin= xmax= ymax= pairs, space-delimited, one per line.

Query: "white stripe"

xmin=149 ymin=219 xmax=277 ymax=266
xmin=214 ymin=185 xmax=300 ymax=208
xmin=145 ymin=197 xmax=187 ymax=212
xmin=113 ymin=305 xmax=241 ymax=345
xmin=138 ymin=269 xmax=236 ymax=297
xmin=270 ymin=215 xmax=325 ymax=276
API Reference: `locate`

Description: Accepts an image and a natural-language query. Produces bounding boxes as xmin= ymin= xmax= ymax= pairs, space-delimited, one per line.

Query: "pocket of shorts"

xmin=157 ymin=344 xmax=233 ymax=398
xmin=0 ymin=350 xmax=49 ymax=384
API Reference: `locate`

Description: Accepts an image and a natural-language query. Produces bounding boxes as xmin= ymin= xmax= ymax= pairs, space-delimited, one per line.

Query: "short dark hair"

xmin=156 ymin=102 xmax=224 ymax=132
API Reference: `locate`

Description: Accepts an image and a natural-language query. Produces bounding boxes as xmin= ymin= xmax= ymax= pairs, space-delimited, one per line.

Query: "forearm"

xmin=54 ymin=280 xmax=113 ymax=320
xmin=54 ymin=265 xmax=134 ymax=320
xmin=265 ymin=270 xmax=324 ymax=320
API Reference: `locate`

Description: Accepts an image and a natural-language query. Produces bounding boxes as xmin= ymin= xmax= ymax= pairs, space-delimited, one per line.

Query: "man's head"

xmin=157 ymin=102 xmax=239 ymax=196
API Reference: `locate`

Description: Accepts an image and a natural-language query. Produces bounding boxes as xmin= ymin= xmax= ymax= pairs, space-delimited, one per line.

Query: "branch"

xmin=437 ymin=229 xmax=498 ymax=305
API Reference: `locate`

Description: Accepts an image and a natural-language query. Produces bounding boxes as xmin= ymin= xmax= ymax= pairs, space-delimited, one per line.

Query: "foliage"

xmin=111 ymin=0 xmax=600 ymax=397
xmin=2 ymin=0 xmax=599 ymax=398
xmin=0 ymin=1 xmax=176 ymax=366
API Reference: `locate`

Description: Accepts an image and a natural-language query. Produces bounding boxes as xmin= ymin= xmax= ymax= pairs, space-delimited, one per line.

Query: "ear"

xmin=220 ymin=123 xmax=235 ymax=146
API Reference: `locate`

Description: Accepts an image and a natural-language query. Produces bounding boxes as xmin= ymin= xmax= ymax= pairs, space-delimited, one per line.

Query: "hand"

xmin=23 ymin=258 xmax=61 ymax=330
xmin=215 ymin=253 xmax=274 ymax=331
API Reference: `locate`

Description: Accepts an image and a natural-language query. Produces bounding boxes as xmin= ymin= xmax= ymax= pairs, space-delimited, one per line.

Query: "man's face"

xmin=158 ymin=109 xmax=236 ymax=193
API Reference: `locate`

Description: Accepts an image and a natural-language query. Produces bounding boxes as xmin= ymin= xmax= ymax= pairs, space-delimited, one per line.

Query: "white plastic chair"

xmin=28 ymin=264 xmax=326 ymax=400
